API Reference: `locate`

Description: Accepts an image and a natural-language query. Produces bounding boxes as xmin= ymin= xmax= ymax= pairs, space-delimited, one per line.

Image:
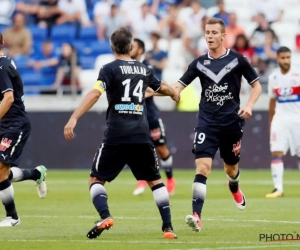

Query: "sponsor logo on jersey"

xmin=114 ymin=103 xmax=144 ymax=114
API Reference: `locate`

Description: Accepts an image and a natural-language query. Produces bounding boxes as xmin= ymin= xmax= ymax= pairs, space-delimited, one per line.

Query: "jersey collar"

xmin=207 ymin=49 xmax=230 ymax=60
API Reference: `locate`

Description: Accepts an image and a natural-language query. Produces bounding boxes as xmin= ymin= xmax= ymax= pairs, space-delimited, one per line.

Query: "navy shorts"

xmin=0 ymin=118 xmax=31 ymax=166
xmin=192 ymin=122 xmax=243 ymax=165
xmin=90 ymin=143 xmax=161 ymax=182
xmin=148 ymin=118 xmax=166 ymax=146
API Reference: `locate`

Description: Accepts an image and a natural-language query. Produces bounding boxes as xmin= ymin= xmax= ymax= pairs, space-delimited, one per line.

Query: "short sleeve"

xmin=93 ymin=65 xmax=111 ymax=93
xmin=268 ymin=73 xmax=276 ymax=99
xmin=0 ymin=64 xmax=13 ymax=93
xmin=239 ymin=55 xmax=259 ymax=85
xmin=178 ymin=60 xmax=198 ymax=87
xmin=147 ymin=67 xmax=161 ymax=92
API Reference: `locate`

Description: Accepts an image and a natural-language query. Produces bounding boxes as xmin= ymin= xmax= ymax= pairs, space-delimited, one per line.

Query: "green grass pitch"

xmin=1 ymin=169 xmax=300 ymax=250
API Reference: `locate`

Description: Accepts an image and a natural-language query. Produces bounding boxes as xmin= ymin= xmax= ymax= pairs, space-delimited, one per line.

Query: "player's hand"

xmin=64 ymin=118 xmax=77 ymax=140
xmin=238 ymin=106 xmax=252 ymax=119
xmin=171 ymin=90 xmax=180 ymax=102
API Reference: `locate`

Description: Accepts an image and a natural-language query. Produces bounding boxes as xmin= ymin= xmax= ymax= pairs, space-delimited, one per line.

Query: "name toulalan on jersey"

xmin=268 ymin=68 xmax=300 ymax=122
xmin=119 ymin=66 xmax=147 ymax=76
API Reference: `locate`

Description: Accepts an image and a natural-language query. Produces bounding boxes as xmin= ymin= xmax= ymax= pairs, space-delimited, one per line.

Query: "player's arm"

xmin=0 ymin=65 xmax=14 ymax=119
xmin=64 ymin=67 xmax=109 ymax=140
xmin=267 ymin=74 xmax=277 ymax=129
xmin=238 ymin=56 xmax=262 ymax=119
xmin=0 ymin=91 xmax=14 ymax=119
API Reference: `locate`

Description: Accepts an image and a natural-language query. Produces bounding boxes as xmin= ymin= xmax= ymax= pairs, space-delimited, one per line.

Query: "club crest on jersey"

xmin=0 ymin=138 xmax=12 ymax=151
xmin=225 ymin=66 xmax=231 ymax=72
xmin=204 ymin=60 xmax=211 ymax=65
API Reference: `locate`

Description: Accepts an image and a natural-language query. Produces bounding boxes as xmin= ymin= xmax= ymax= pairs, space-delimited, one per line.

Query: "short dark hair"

xmin=150 ymin=32 xmax=160 ymax=40
xmin=0 ymin=32 xmax=3 ymax=50
xmin=110 ymin=27 xmax=133 ymax=55
xmin=134 ymin=38 xmax=145 ymax=54
xmin=277 ymin=46 xmax=291 ymax=55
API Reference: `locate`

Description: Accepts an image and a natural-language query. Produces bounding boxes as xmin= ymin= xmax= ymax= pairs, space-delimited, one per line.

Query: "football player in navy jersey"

xmin=0 ymin=32 xmax=47 ymax=227
xmin=130 ymin=38 xmax=176 ymax=196
xmin=149 ymin=18 xmax=262 ymax=232
xmin=64 ymin=28 xmax=179 ymax=239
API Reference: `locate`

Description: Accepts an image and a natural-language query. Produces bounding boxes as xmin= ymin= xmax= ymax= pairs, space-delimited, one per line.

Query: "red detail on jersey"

xmin=271 ymin=132 xmax=276 ymax=142
xmin=0 ymin=138 xmax=12 ymax=151
xmin=150 ymin=128 xmax=161 ymax=141
xmin=232 ymin=141 xmax=241 ymax=156
xmin=274 ymin=86 xmax=300 ymax=96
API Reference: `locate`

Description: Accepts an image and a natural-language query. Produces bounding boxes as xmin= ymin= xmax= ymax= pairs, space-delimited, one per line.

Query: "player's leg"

xmin=156 ymin=144 xmax=176 ymax=195
xmin=128 ymin=144 xmax=177 ymax=239
xmin=219 ymin=123 xmax=246 ymax=210
xmin=185 ymin=126 xmax=219 ymax=232
xmin=9 ymin=166 xmax=47 ymax=198
xmin=0 ymin=162 xmax=20 ymax=227
xmin=87 ymin=144 xmax=126 ymax=239
xmin=266 ymin=122 xmax=287 ymax=198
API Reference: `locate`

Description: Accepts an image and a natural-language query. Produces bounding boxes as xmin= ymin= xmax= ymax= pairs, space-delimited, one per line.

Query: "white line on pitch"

xmin=21 ymin=215 xmax=300 ymax=224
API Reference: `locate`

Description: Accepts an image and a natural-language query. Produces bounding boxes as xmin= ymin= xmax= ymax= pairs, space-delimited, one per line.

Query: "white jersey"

xmin=268 ymin=67 xmax=300 ymax=123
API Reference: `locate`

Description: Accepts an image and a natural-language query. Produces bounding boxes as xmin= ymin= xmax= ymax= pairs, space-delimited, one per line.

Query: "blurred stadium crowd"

xmin=0 ymin=0 xmax=300 ymax=97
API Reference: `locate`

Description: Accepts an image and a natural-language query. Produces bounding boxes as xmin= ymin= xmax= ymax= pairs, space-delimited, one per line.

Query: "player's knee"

xmin=195 ymin=158 xmax=212 ymax=177
xmin=88 ymin=176 xmax=105 ymax=187
xmin=224 ymin=163 xmax=239 ymax=177
xmin=0 ymin=162 xmax=10 ymax=180
xmin=271 ymin=151 xmax=284 ymax=158
xmin=147 ymin=179 xmax=162 ymax=188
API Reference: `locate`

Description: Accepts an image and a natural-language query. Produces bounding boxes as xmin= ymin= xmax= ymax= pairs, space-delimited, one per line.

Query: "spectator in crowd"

xmin=0 ymin=0 xmax=15 ymax=27
xmin=182 ymin=0 xmax=206 ymax=64
xmin=37 ymin=0 xmax=61 ymax=28
xmin=255 ymin=59 xmax=271 ymax=93
xmin=146 ymin=32 xmax=168 ymax=80
xmin=225 ymin=12 xmax=245 ymax=48
xmin=200 ymin=0 xmax=218 ymax=9
xmin=97 ymin=4 xmax=124 ymax=41
xmin=232 ymin=34 xmax=255 ymax=64
xmin=3 ymin=13 xmax=32 ymax=58
xmin=159 ymin=4 xmax=183 ymax=40
xmin=51 ymin=43 xmax=82 ymax=94
xmin=120 ymin=0 xmax=145 ymax=25
xmin=56 ymin=0 xmax=91 ymax=26
xmin=249 ymin=13 xmax=274 ymax=56
xmin=251 ymin=0 xmax=283 ymax=24
xmin=149 ymin=0 xmax=172 ymax=20
xmin=131 ymin=3 xmax=159 ymax=41
xmin=213 ymin=0 xmax=229 ymax=26
xmin=258 ymin=29 xmax=279 ymax=68
xmin=196 ymin=15 xmax=209 ymax=56
xmin=28 ymin=40 xmax=58 ymax=84
xmin=15 ymin=0 xmax=39 ymax=25
xmin=93 ymin=0 xmax=111 ymax=26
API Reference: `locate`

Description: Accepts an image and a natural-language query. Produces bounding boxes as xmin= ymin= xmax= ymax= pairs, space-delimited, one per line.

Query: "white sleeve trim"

xmin=249 ymin=77 xmax=259 ymax=85
xmin=154 ymin=85 xmax=161 ymax=93
xmin=178 ymin=80 xmax=187 ymax=86
xmin=2 ymin=88 xmax=13 ymax=93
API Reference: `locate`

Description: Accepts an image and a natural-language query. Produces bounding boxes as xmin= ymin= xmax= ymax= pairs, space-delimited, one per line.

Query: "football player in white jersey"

xmin=266 ymin=46 xmax=300 ymax=198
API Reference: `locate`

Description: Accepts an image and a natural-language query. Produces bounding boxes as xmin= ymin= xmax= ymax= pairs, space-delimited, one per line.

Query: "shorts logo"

xmin=0 ymin=138 xmax=12 ymax=151
xmin=232 ymin=141 xmax=241 ymax=156
xmin=150 ymin=128 xmax=161 ymax=141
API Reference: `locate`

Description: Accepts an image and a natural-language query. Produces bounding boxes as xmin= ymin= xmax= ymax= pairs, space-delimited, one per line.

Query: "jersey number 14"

xmin=122 ymin=79 xmax=143 ymax=102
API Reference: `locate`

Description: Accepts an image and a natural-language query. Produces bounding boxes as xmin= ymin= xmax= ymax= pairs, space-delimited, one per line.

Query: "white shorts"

xmin=270 ymin=120 xmax=300 ymax=156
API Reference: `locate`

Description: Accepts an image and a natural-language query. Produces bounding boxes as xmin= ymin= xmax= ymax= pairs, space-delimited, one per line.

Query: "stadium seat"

xmin=0 ymin=25 xmax=8 ymax=32
xmin=94 ymin=54 xmax=114 ymax=69
xmin=282 ymin=8 xmax=300 ymax=22
xmin=90 ymin=41 xmax=112 ymax=56
xmin=28 ymin=26 xmax=48 ymax=43
xmin=79 ymin=25 xmax=98 ymax=42
xmin=51 ymin=24 xmax=77 ymax=45
xmin=79 ymin=69 xmax=99 ymax=90
xmin=79 ymin=56 xmax=96 ymax=69
xmin=22 ymin=72 xmax=42 ymax=86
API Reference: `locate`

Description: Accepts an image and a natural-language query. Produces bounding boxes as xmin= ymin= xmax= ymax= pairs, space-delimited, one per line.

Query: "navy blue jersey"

xmin=95 ymin=59 xmax=161 ymax=144
xmin=179 ymin=49 xmax=259 ymax=126
xmin=142 ymin=59 xmax=160 ymax=122
xmin=0 ymin=55 xmax=27 ymax=122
